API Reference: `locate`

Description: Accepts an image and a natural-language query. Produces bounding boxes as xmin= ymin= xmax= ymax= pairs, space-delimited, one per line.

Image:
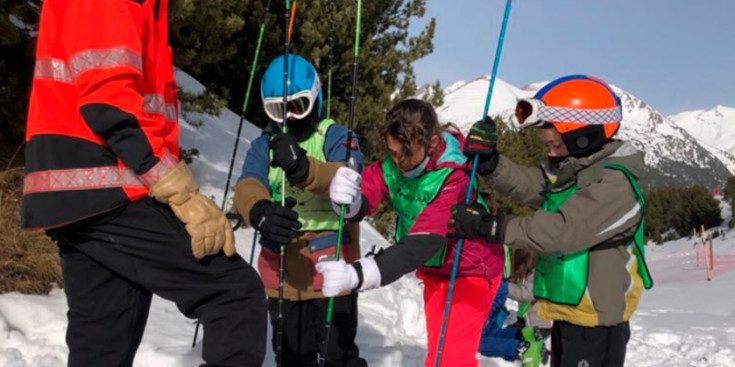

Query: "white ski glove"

xmin=329 ymin=166 xmax=362 ymax=219
xmin=315 ymin=257 xmax=381 ymax=297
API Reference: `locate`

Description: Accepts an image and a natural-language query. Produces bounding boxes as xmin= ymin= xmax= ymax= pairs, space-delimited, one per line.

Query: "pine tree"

xmin=644 ymin=185 xmax=722 ymax=242
xmin=723 ymin=176 xmax=735 ymax=228
xmin=428 ymin=80 xmax=444 ymax=107
xmin=0 ymin=0 xmax=40 ymax=166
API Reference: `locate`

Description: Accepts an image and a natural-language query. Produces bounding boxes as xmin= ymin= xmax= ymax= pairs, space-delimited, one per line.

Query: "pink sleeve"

xmin=409 ymin=170 xmax=469 ymax=237
xmin=360 ymin=162 xmax=389 ymax=216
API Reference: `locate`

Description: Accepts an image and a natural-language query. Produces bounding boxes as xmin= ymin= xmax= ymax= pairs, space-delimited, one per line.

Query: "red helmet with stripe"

xmin=513 ymin=75 xmax=622 ymax=157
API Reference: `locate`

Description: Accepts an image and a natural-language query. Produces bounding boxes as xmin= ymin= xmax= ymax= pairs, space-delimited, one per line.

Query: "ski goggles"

xmin=510 ymin=98 xmax=623 ymax=129
xmin=263 ymin=82 xmax=320 ymax=122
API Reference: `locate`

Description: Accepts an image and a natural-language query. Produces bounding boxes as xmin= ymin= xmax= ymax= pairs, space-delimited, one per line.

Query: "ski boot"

xmin=518 ymin=326 xmax=544 ymax=367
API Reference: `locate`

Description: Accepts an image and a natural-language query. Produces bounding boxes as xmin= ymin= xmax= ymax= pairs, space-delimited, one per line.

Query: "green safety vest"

xmin=517 ymin=300 xmax=532 ymax=319
xmin=381 ymin=132 xmax=472 ymax=267
xmin=267 ymin=119 xmax=340 ymax=231
xmin=533 ymin=164 xmax=653 ymax=305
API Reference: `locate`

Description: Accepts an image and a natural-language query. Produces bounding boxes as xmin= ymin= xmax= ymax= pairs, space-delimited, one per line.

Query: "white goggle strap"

xmin=512 ymin=98 xmax=622 ymax=129
xmin=537 ymin=105 xmax=622 ymax=125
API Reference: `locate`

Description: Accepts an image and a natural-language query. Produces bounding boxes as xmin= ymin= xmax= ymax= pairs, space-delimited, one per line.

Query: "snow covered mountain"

xmin=669 ymin=106 xmax=735 ymax=156
xmin=668 ymin=106 xmax=735 ymax=177
xmin=435 ymin=76 xmax=734 ymax=189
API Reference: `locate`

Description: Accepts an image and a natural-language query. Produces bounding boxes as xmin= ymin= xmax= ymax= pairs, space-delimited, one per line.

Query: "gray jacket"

xmin=507 ymin=273 xmax=552 ymax=329
xmin=487 ymin=141 xmax=647 ymax=327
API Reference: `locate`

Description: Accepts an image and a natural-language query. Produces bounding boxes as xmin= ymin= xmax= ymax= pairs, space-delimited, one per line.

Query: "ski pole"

xmin=276 ymin=1 xmax=295 ymax=365
xmin=221 ymin=0 xmax=273 ymax=212
xmin=325 ymin=0 xmax=336 ymax=119
xmin=434 ymin=1 xmax=513 ymax=365
xmin=244 ymin=0 xmax=273 ymax=271
xmin=318 ymin=1 xmax=362 ymax=366
xmin=194 ymin=0 xmax=273 ymax=349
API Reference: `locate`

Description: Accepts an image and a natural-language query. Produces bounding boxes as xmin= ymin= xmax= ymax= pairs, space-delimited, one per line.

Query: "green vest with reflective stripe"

xmin=381 ymin=132 xmax=466 ymax=267
xmin=268 ymin=119 xmax=339 ymax=231
xmin=533 ymin=164 xmax=653 ymax=305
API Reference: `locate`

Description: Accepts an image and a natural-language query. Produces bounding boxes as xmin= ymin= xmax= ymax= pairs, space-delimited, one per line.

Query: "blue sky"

xmin=411 ymin=0 xmax=735 ymax=115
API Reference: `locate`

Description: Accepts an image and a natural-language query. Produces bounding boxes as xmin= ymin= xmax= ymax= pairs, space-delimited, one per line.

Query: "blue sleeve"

xmin=324 ymin=124 xmax=365 ymax=172
xmin=490 ymin=280 xmax=509 ymax=316
xmin=237 ymin=134 xmax=271 ymax=193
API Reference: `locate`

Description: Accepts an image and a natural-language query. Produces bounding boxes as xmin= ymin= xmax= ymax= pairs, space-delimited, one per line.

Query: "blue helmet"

xmin=261 ymin=54 xmax=323 ymax=122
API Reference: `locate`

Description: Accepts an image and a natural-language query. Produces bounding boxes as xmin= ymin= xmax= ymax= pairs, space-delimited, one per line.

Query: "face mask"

xmin=547 ymin=155 xmax=568 ymax=168
xmin=286 ymin=108 xmax=319 ymax=142
xmin=401 ymin=155 xmax=430 ymax=179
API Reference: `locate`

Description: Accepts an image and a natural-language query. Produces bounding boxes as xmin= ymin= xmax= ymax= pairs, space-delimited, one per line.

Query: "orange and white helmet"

xmin=511 ymin=75 xmax=622 ymax=157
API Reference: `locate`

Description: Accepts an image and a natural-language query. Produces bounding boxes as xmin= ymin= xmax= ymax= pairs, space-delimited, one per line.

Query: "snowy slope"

xmin=3 ymin=71 xmax=735 ymax=366
xmin=631 ymin=206 xmax=735 ymax=366
xmin=436 ymin=77 xmax=734 ymax=188
xmin=4 ymin=205 xmax=735 ymax=366
xmin=436 ymin=75 xmax=531 ymax=129
xmin=670 ymin=106 xmax=735 ymax=156
xmin=668 ymin=106 xmax=735 ymax=175
xmin=175 ymin=70 xmax=262 ymax=202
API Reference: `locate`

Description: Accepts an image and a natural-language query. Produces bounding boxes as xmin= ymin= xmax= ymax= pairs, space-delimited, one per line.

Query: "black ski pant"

xmin=268 ymin=294 xmax=367 ymax=367
xmin=550 ymin=321 xmax=630 ymax=367
xmin=48 ymin=198 xmax=267 ymax=367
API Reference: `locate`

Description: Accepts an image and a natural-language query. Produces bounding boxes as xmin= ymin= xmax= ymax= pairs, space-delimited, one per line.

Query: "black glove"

xmin=464 ymin=119 xmax=500 ymax=174
xmin=249 ymin=197 xmax=302 ymax=244
xmin=269 ymin=133 xmax=309 ymax=185
xmin=448 ymin=203 xmax=504 ymax=243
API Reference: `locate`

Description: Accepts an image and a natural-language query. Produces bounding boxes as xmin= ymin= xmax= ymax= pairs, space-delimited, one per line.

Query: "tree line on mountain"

xmin=724 ymin=176 xmax=735 ymax=229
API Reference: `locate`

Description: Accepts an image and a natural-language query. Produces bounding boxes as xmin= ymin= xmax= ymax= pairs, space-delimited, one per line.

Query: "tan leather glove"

xmin=149 ymin=162 xmax=236 ymax=259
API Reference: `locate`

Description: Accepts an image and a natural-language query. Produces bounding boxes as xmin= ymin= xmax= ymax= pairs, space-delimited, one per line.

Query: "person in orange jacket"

xmin=22 ymin=0 xmax=266 ymax=365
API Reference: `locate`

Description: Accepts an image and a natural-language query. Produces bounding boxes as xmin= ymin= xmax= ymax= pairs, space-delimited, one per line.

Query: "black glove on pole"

xmin=448 ymin=203 xmax=504 ymax=243
xmin=270 ymin=133 xmax=309 ymax=185
xmin=464 ymin=119 xmax=500 ymax=175
xmin=249 ymin=197 xmax=302 ymax=244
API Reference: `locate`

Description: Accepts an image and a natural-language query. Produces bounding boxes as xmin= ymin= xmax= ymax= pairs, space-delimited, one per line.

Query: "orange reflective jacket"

xmin=23 ymin=0 xmax=179 ymax=229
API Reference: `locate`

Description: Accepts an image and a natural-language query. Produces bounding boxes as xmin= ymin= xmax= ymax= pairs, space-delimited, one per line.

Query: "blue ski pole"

xmin=434 ymin=0 xmax=513 ymax=365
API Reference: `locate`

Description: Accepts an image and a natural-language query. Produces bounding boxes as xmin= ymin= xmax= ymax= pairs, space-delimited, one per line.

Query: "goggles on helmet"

xmin=510 ymin=98 xmax=623 ymax=129
xmin=263 ymin=79 xmax=320 ymax=122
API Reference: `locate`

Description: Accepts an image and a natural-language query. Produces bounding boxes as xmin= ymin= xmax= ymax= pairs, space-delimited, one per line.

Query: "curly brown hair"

xmin=381 ymin=98 xmax=440 ymax=158
xmin=509 ymin=248 xmax=536 ymax=284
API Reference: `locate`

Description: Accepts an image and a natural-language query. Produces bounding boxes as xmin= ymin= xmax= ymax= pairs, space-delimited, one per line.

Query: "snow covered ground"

xmin=626 ymin=201 xmax=735 ymax=367
xmin=2 ymin=72 xmax=734 ymax=366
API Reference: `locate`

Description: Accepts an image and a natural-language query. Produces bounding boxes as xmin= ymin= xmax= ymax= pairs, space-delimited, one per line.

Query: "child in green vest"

xmin=234 ymin=54 xmax=367 ymax=366
xmin=449 ymin=75 xmax=653 ymax=367
xmin=316 ymin=99 xmax=506 ymax=367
